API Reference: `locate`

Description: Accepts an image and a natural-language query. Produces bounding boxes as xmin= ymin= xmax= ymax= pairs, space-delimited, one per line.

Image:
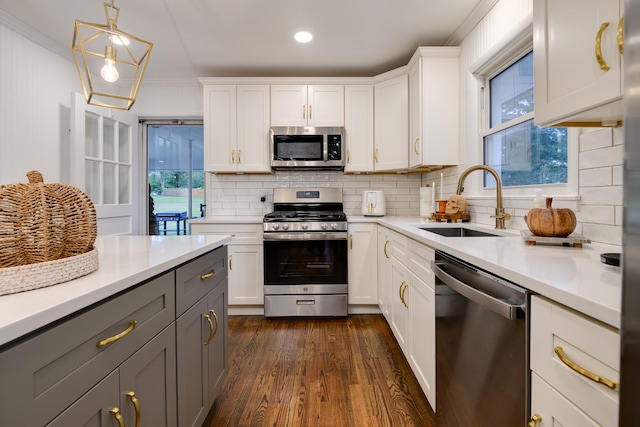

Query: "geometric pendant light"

xmin=72 ymin=0 xmax=153 ymax=110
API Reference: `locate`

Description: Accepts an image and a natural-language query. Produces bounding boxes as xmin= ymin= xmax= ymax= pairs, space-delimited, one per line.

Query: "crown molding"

xmin=0 ymin=9 xmax=72 ymax=61
xmin=445 ymin=0 xmax=501 ymax=46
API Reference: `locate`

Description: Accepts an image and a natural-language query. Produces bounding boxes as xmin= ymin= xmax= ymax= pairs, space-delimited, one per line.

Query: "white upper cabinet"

xmin=408 ymin=47 xmax=460 ymax=168
xmin=533 ymin=0 xmax=623 ymax=127
xmin=374 ymin=74 xmax=409 ymax=171
xmin=344 ymin=85 xmax=375 ymax=172
xmin=203 ymin=84 xmax=270 ymax=173
xmin=271 ymin=85 xmax=345 ymax=127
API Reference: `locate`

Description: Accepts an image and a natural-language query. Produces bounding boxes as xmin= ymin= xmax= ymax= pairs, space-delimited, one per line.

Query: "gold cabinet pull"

xmin=383 ymin=240 xmax=390 ymax=258
xmin=229 ymin=254 xmax=233 ymax=271
xmin=231 ymin=149 xmax=235 ymax=164
xmin=595 ymin=21 xmax=611 ymax=71
xmin=374 ymin=148 xmax=379 ymax=163
xmin=109 ymin=407 xmax=125 ymax=427
xmin=413 ymin=137 xmax=420 ymax=155
xmin=302 ymin=105 xmax=306 ymax=119
xmin=97 ymin=320 xmax=137 ymax=348
xmin=349 ymin=234 xmax=353 ymax=250
xmin=554 ymin=346 xmax=619 ymax=390
xmin=126 ymin=391 xmax=141 ymax=427
xmin=347 ymin=149 xmax=351 ymax=163
xmin=618 ymin=17 xmax=624 ymax=55
xmin=238 ymin=149 xmax=242 ymax=164
xmin=528 ymin=413 xmax=542 ymax=427
xmin=209 ymin=309 xmax=219 ymax=339
xmin=200 ymin=269 xmax=216 ymax=280
xmin=309 ymin=105 xmax=312 ymax=119
xmin=400 ymin=282 xmax=409 ymax=308
xmin=204 ymin=314 xmax=215 ymax=345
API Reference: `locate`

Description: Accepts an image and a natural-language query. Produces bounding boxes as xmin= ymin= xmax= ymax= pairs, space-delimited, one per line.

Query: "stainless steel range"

xmin=263 ymin=187 xmax=348 ymax=317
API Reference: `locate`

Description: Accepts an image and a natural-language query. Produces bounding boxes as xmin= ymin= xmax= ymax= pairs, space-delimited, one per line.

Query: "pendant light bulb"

xmin=101 ymin=45 xmax=119 ymax=82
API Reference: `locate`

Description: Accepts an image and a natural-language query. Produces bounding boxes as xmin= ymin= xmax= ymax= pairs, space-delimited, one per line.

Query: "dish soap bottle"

xmin=533 ymin=189 xmax=545 ymax=208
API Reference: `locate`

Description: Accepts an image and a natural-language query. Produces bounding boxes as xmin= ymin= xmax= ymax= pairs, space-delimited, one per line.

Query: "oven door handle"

xmin=263 ymin=232 xmax=347 ymax=241
xmin=431 ymin=260 xmax=524 ymax=320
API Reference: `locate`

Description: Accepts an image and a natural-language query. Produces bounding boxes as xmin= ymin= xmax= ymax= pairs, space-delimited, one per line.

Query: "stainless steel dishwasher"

xmin=432 ymin=250 xmax=530 ymax=427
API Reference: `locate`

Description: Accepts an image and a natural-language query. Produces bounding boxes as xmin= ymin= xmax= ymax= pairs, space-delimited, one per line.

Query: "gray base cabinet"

xmin=0 ymin=245 xmax=228 ymax=427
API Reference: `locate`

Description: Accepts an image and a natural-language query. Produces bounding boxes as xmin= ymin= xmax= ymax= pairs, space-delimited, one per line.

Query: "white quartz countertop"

xmin=350 ymin=216 xmax=622 ymax=329
xmin=0 ymin=234 xmax=231 ymax=347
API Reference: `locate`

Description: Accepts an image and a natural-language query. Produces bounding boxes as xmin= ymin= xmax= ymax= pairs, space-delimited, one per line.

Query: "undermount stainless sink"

xmin=418 ymin=226 xmax=502 ymax=237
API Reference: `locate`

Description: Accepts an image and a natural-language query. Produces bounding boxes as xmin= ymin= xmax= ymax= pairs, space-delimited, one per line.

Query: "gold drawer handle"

xmin=528 ymin=413 xmax=542 ymax=427
xmin=383 ymin=240 xmax=390 ymax=258
xmin=109 ymin=407 xmax=125 ymax=427
xmin=97 ymin=320 xmax=137 ymax=348
xmin=200 ymin=269 xmax=216 ymax=280
xmin=595 ymin=22 xmax=611 ymax=71
xmin=618 ymin=17 xmax=624 ymax=55
xmin=229 ymin=254 xmax=233 ymax=271
xmin=554 ymin=346 xmax=619 ymax=390
xmin=126 ymin=391 xmax=141 ymax=427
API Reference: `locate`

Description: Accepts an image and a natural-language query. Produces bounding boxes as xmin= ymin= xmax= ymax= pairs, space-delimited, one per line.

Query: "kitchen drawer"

xmin=176 ymin=246 xmax=228 ymax=315
xmin=388 ymin=230 xmax=407 ymax=264
xmin=530 ymin=296 xmax=619 ymax=427
xmin=407 ymin=239 xmax=435 ymax=289
xmin=190 ymin=223 xmax=263 ymax=244
xmin=0 ymin=271 xmax=175 ymax=427
xmin=531 ymin=372 xmax=600 ymax=426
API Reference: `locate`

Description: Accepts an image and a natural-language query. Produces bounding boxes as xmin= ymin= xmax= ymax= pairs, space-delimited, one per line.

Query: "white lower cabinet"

xmin=191 ymin=222 xmax=264 ymax=305
xmin=530 ymin=295 xmax=620 ymax=426
xmin=377 ymin=226 xmax=436 ymax=410
xmin=348 ymin=223 xmax=378 ymax=305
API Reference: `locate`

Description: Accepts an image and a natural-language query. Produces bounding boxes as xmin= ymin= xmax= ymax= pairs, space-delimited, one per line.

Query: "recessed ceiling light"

xmin=294 ymin=31 xmax=313 ymax=43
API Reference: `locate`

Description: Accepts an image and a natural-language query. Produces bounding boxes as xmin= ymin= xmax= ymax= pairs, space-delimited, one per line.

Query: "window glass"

xmin=483 ymin=51 xmax=568 ymax=188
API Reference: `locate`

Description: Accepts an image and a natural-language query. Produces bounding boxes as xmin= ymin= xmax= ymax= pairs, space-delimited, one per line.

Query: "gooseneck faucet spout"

xmin=456 ymin=165 xmax=511 ymax=230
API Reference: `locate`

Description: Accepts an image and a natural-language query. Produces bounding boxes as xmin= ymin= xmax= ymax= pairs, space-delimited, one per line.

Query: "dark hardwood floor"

xmin=203 ymin=314 xmax=436 ymax=427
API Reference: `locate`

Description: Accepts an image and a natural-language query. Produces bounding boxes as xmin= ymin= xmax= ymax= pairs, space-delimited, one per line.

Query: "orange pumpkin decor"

xmin=526 ymin=197 xmax=576 ymax=237
xmin=0 ymin=171 xmax=97 ymax=268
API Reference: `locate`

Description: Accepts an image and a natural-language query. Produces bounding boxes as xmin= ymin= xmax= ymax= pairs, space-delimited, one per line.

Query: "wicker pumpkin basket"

xmin=0 ymin=171 xmax=98 ymax=295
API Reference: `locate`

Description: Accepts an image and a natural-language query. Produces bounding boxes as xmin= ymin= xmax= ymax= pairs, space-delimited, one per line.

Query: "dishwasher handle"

xmin=431 ymin=260 xmax=523 ymax=320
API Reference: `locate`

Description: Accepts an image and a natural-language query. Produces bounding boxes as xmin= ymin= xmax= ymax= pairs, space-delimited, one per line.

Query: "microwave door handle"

xmin=323 ymin=135 xmax=328 ymax=162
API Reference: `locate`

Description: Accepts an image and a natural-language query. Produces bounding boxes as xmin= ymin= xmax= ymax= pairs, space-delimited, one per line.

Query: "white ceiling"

xmin=0 ymin=0 xmax=493 ymax=80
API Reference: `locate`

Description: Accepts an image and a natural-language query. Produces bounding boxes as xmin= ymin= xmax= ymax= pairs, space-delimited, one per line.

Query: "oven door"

xmin=263 ymin=233 xmax=348 ymax=289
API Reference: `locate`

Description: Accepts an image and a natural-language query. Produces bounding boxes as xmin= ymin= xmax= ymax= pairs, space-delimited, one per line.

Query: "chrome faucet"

xmin=456 ymin=165 xmax=511 ymax=229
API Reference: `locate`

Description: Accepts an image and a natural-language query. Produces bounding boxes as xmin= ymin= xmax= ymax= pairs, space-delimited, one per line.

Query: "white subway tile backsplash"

xmin=580 ymin=128 xmax=613 ymax=151
xmin=578 ymin=145 xmax=624 ymax=169
xmin=579 ymin=167 xmax=612 ymax=187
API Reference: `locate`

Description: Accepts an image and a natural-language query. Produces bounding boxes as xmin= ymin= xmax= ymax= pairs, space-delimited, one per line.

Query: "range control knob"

xmin=331 ymin=223 xmax=338 ymax=230
xmin=301 ymin=223 xmax=309 ymax=230
xmin=272 ymin=223 xmax=280 ymax=230
xmin=320 ymin=223 xmax=328 ymax=230
xmin=282 ymin=223 xmax=289 ymax=230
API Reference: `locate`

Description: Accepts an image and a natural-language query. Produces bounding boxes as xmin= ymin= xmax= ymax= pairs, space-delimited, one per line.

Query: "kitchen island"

xmin=0 ymin=234 xmax=231 ymax=427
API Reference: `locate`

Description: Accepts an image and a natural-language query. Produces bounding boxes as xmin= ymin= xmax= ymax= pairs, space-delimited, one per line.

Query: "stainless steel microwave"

xmin=270 ymin=127 xmax=345 ymax=170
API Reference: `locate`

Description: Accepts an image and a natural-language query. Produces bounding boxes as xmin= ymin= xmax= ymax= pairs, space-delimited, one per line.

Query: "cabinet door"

xmin=204 ymin=85 xmax=237 ymax=172
xmin=228 ymin=244 xmax=264 ymax=305
xmin=389 ymin=256 xmax=409 ymax=351
xmin=377 ymin=227 xmax=392 ymax=320
xmin=531 ymin=373 xmax=600 ymax=426
xmin=176 ymin=298 xmax=209 ymax=427
xmin=407 ymin=269 xmax=436 ymax=409
xmin=307 ymin=85 xmax=345 ymax=126
xmin=409 ymin=49 xmax=459 ymax=168
xmin=270 ymin=85 xmax=308 ymax=126
xmin=348 ymin=223 xmax=378 ymax=304
xmin=374 ymin=75 xmax=408 ymax=171
xmin=344 ymin=85 xmax=374 ymax=172
xmin=237 ymin=85 xmax=270 ymax=172
xmin=206 ymin=279 xmax=229 ymax=403
xmin=47 ymin=370 xmax=120 ymax=427
xmin=119 ymin=325 xmax=177 ymax=427
xmin=533 ymin=0 xmax=622 ymax=126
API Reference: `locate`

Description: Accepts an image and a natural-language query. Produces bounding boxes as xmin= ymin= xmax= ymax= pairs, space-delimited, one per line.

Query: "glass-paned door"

xmin=71 ymin=93 xmax=140 ymax=235
xmin=143 ymin=121 xmax=204 ymax=235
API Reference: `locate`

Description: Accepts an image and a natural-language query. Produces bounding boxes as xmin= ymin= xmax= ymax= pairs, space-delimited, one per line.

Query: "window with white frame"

xmin=481 ymin=50 xmax=569 ymax=189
